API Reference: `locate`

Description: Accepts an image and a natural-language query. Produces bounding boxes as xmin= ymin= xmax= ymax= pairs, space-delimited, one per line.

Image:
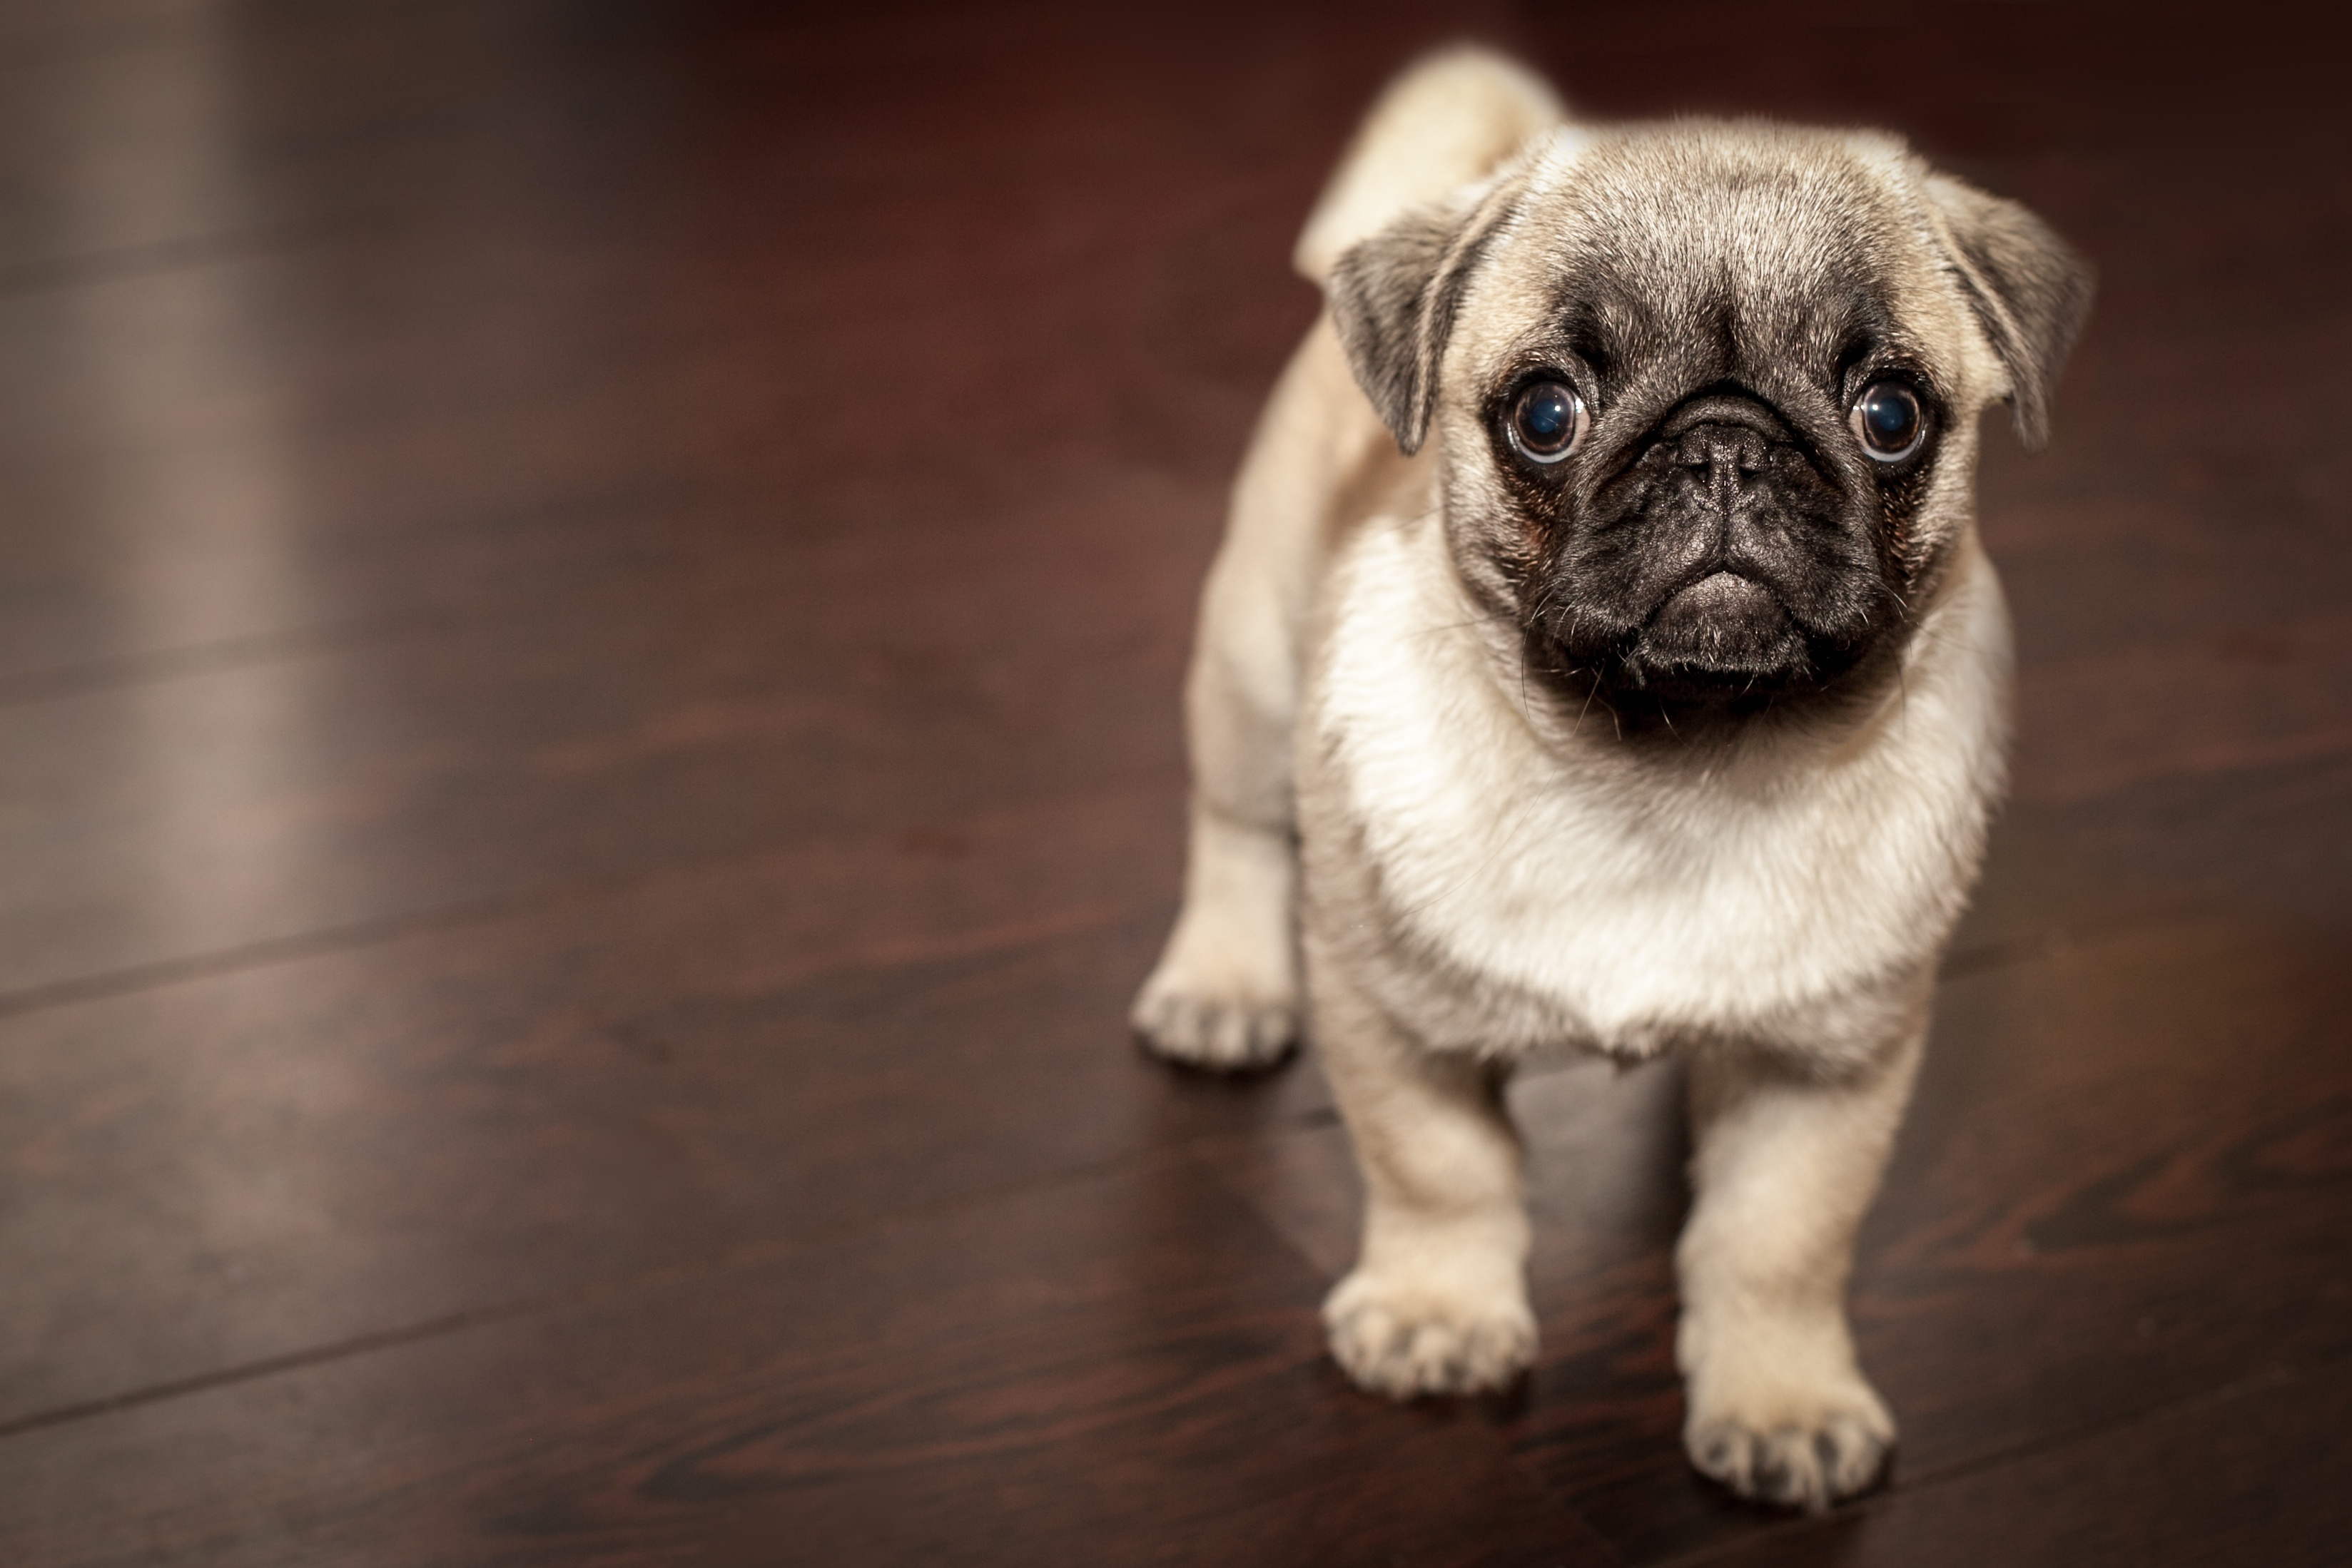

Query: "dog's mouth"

xmin=1531 ymin=567 xmax=1867 ymax=708
xmin=1621 ymin=571 xmax=1814 ymax=695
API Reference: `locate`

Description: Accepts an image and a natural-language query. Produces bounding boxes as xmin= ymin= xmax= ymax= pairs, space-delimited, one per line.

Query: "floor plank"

xmin=0 ymin=785 xmax=1348 ymax=1425
xmin=1678 ymin=1355 xmax=2352 ymax=1568
xmin=0 ymin=1167 xmax=1606 ymax=1568
xmin=0 ymin=456 xmax=1210 ymax=994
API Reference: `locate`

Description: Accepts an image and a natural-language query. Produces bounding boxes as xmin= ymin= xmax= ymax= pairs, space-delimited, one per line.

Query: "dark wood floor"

xmin=0 ymin=2 xmax=2345 ymax=1563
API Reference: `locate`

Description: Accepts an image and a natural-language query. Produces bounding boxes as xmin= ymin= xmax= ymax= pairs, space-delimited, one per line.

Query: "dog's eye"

xmin=1508 ymin=380 xmax=1587 ymax=464
xmin=1850 ymin=382 xmax=1925 ymax=462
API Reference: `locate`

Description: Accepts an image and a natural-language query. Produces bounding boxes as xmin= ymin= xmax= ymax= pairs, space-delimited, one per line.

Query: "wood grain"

xmin=1683 ymin=1354 xmax=2352 ymax=1568
xmin=0 ymin=1168 xmax=1606 ymax=1567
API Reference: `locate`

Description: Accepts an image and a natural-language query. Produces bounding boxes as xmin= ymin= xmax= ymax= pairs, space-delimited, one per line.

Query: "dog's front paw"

xmin=1684 ymin=1382 xmax=1893 ymax=1512
xmin=1130 ymin=962 xmax=1297 ymax=1071
xmin=1322 ymin=1267 xmax=1536 ymax=1398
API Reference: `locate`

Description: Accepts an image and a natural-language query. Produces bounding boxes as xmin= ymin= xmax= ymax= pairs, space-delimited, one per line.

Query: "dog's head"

xmin=1327 ymin=122 xmax=2091 ymax=723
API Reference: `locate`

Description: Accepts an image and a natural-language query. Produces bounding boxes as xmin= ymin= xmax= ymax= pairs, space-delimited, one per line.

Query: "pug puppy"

xmin=1131 ymin=49 xmax=2091 ymax=1511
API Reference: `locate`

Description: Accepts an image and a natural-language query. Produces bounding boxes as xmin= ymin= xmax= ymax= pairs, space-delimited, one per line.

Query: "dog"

xmin=1130 ymin=48 xmax=2091 ymax=1511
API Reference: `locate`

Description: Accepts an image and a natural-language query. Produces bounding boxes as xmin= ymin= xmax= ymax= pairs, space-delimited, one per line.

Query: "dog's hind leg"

xmin=1132 ymin=318 xmax=1384 ymax=1070
xmin=1134 ymin=48 xmax=1559 ymax=1071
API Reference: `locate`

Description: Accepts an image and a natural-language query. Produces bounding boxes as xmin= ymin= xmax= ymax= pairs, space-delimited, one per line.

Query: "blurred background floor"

xmin=0 ymin=2 xmax=2346 ymax=1563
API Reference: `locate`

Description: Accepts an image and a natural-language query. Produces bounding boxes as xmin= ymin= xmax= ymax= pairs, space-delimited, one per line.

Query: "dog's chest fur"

xmin=1300 ymin=502 xmax=2012 ymax=1066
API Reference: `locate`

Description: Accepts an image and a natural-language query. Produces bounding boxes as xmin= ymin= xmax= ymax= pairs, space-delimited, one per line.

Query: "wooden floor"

xmin=0 ymin=3 xmax=2346 ymax=1563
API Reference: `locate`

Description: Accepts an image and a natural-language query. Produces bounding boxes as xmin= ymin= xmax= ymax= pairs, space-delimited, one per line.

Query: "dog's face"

xmin=1329 ymin=123 xmax=2090 ymax=723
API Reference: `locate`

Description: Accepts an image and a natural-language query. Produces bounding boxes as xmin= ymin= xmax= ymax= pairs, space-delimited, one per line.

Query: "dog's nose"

xmin=1672 ymin=421 xmax=1773 ymax=506
xmin=1653 ymin=392 xmax=1790 ymax=504
xmin=1673 ymin=422 xmax=1770 ymax=475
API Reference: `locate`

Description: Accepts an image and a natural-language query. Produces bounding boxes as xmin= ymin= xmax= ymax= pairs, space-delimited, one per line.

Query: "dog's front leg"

xmin=1314 ymin=950 xmax=1535 ymax=1398
xmin=1676 ymin=1023 xmax=1925 ymax=1511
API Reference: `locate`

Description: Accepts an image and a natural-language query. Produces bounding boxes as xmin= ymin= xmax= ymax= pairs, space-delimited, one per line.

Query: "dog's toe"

xmin=1686 ymin=1408 xmax=1890 ymax=1513
xmin=1130 ymin=978 xmax=1297 ymax=1072
xmin=1323 ymin=1271 xmax=1535 ymax=1398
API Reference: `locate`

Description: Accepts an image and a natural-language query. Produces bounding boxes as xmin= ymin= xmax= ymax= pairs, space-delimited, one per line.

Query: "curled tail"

xmin=1292 ymin=47 xmax=1565 ymax=285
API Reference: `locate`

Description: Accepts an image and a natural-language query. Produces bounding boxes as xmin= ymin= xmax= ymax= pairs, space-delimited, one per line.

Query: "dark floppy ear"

xmin=1924 ymin=174 xmax=2095 ymax=452
xmin=1324 ymin=185 xmax=1515 ymax=456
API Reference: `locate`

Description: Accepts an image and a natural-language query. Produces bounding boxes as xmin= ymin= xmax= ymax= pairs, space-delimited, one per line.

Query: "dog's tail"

xmin=1292 ymin=47 xmax=1564 ymax=284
